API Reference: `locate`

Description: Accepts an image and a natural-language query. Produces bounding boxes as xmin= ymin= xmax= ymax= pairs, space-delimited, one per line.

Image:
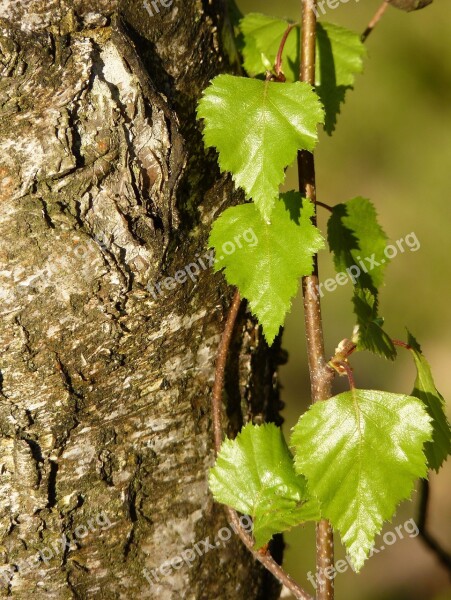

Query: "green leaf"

xmin=327 ymin=197 xmax=389 ymax=291
xmin=209 ymin=193 xmax=325 ymax=345
xmin=240 ymin=13 xmax=299 ymax=79
xmin=407 ymin=332 xmax=451 ymax=471
xmin=316 ymin=23 xmax=365 ymax=89
xmin=352 ymin=289 xmax=396 ymax=360
xmin=291 ymin=390 xmax=433 ymax=571
xmin=316 ymin=23 xmax=366 ymax=133
xmin=209 ymin=423 xmax=321 ymax=548
xmin=239 ymin=14 xmax=365 ymax=133
xmin=327 ymin=198 xmax=395 ymax=360
xmin=197 ymin=74 xmax=324 ymax=221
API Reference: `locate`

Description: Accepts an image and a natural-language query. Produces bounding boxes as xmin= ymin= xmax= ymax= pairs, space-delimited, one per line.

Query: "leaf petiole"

xmin=275 ymin=22 xmax=298 ymax=80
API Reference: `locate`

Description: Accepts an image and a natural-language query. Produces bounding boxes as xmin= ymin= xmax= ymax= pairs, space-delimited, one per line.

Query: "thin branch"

xmin=299 ymin=1 xmax=335 ymax=598
xmin=211 ymin=291 xmax=313 ymax=599
xmin=226 ymin=507 xmax=313 ymax=600
xmin=361 ymin=1 xmax=390 ymax=42
xmin=212 ymin=289 xmax=242 ymax=453
xmin=417 ymin=479 xmax=451 ymax=573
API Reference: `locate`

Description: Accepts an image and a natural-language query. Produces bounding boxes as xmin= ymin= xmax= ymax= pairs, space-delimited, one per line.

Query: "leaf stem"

xmin=275 ymin=23 xmax=297 ymax=80
xmin=315 ymin=200 xmax=334 ymax=213
xmin=361 ymin=1 xmax=390 ymax=42
xmin=298 ymin=1 xmax=335 ymax=599
xmin=392 ymin=339 xmax=413 ymax=351
xmin=336 ymin=360 xmax=356 ymax=391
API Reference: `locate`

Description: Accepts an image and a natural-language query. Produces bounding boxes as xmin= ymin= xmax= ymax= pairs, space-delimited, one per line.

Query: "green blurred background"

xmin=236 ymin=1 xmax=451 ymax=598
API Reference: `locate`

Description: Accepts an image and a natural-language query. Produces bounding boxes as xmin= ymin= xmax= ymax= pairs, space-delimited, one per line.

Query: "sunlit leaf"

xmin=209 ymin=423 xmax=321 ymax=547
xmin=291 ymin=390 xmax=432 ymax=571
xmin=198 ymin=74 xmax=324 ymax=221
xmin=209 ymin=193 xmax=324 ymax=344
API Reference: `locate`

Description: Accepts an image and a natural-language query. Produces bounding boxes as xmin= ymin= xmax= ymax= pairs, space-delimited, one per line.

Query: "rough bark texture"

xmin=0 ymin=1 xmax=284 ymax=598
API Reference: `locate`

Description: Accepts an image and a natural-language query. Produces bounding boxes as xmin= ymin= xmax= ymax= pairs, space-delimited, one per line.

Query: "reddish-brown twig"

xmin=212 ymin=289 xmax=242 ymax=454
xmin=211 ymin=290 xmax=313 ymax=599
xmin=298 ymin=1 xmax=335 ymax=598
xmin=226 ymin=507 xmax=313 ymax=600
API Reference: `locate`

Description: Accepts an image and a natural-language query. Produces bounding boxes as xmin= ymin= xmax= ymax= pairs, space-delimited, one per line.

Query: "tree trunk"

xmin=0 ymin=1 xmax=283 ymax=598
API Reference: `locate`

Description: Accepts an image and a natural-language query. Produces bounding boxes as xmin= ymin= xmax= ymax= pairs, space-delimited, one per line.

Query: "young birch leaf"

xmin=291 ymin=390 xmax=433 ymax=571
xmin=316 ymin=23 xmax=366 ymax=133
xmin=209 ymin=423 xmax=321 ymax=548
xmin=407 ymin=332 xmax=451 ymax=471
xmin=240 ymin=13 xmax=299 ymax=78
xmin=327 ymin=198 xmax=396 ymax=360
xmin=239 ymin=14 xmax=365 ymax=133
xmin=197 ymin=75 xmax=324 ymax=222
xmin=209 ymin=193 xmax=325 ymax=345
xmin=352 ymin=289 xmax=396 ymax=360
xmin=316 ymin=23 xmax=365 ymax=88
xmin=328 ymin=197 xmax=389 ymax=290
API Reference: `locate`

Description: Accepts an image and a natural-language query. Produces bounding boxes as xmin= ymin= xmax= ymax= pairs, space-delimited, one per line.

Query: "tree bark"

xmin=0 ymin=1 xmax=283 ymax=598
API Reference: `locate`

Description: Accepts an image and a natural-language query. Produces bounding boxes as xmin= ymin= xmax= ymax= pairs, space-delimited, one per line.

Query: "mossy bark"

xmin=0 ymin=1 xmax=283 ymax=598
